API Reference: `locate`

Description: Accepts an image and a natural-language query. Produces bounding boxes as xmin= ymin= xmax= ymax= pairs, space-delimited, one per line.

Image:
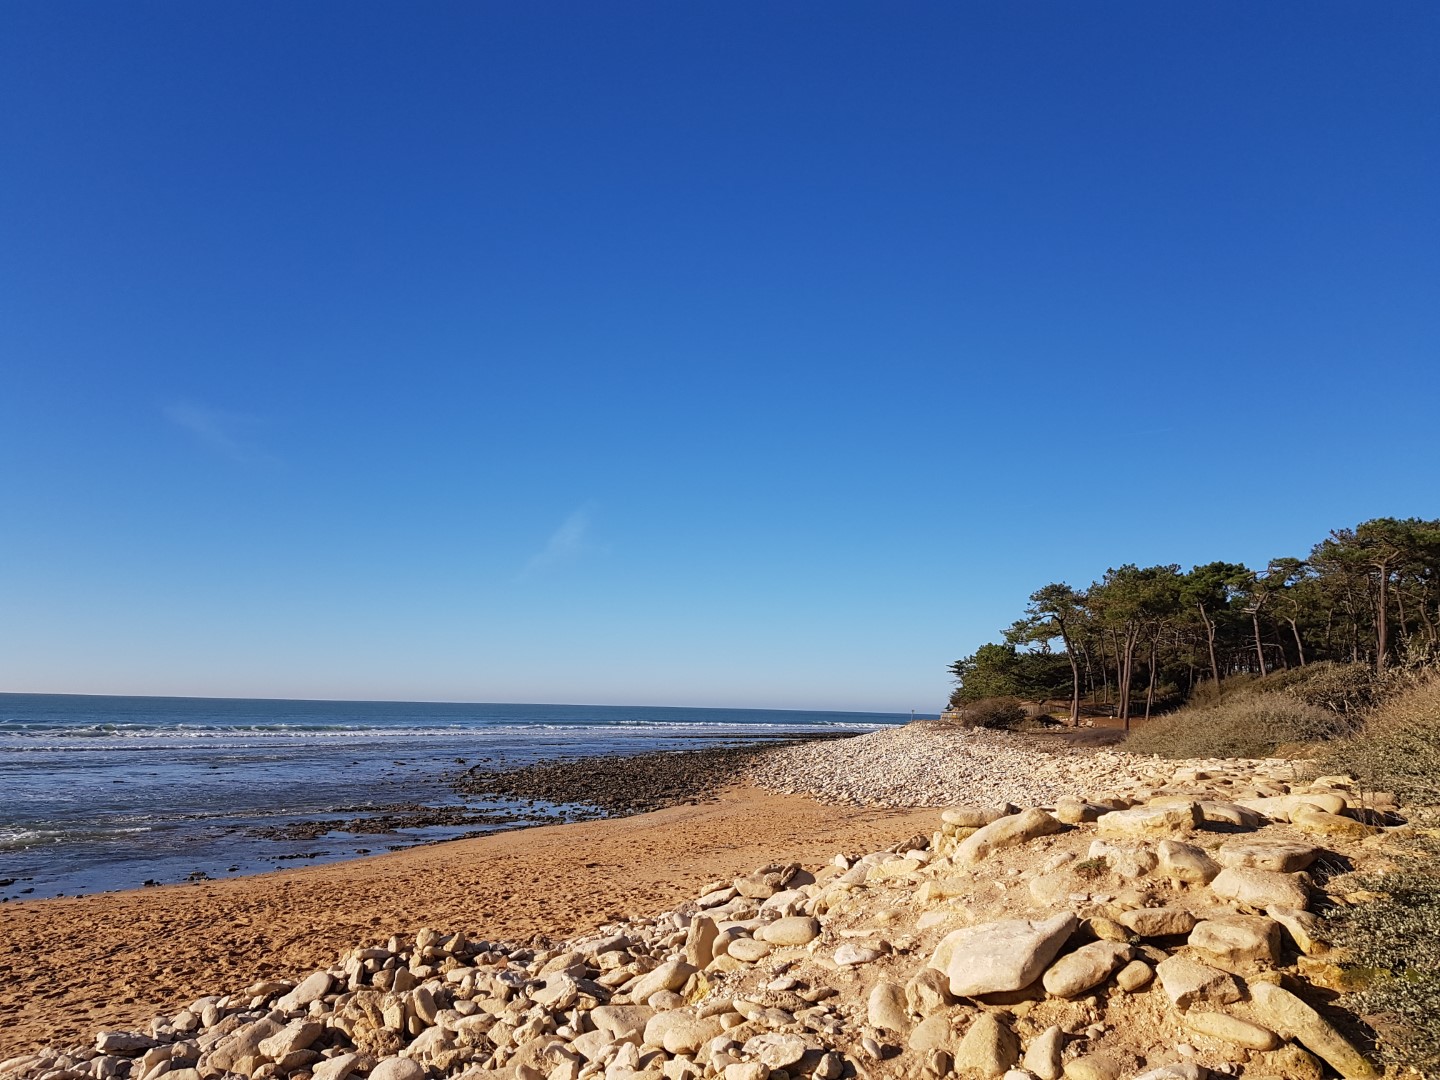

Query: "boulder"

xmin=1055 ymin=797 xmax=1107 ymax=824
xmin=1215 ymin=839 xmax=1321 ymax=873
xmin=957 ymin=808 xmax=1065 ymax=865
xmin=1197 ymin=801 xmax=1264 ymax=828
xmin=684 ymin=916 xmax=719 ymax=968
xmin=1041 ymin=941 xmax=1133 ymax=998
xmin=1209 ymin=867 xmax=1309 ymax=911
xmin=1248 ymin=981 xmax=1379 ymax=1079
xmin=1188 ymin=916 xmax=1281 ymax=965
xmin=1086 ymin=839 xmax=1157 ymax=880
xmin=1062 ymin=1053 xmax=1127 ymax=1080
xmin=928 ymin=913 xmax=1077 ymax=997
xmin=1236 ymin=793 xmax=1345 ymax=821
xmin=1155 ymin=955 xmax=1242 ymax=1009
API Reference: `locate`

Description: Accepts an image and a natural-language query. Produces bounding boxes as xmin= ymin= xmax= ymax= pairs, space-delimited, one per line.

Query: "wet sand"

xmin=0 ymin=785 xmax=936 ymax=1058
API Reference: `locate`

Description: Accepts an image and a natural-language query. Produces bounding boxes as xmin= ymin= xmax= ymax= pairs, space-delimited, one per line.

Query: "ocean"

xmin=0 ymin=693 xmax=908 ymax=901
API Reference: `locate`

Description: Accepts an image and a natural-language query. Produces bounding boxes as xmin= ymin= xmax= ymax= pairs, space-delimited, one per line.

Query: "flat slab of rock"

xmin=1188 ymin=916 xmax=1281 ymax=965
xmin=1155 ymin=955 xmax=1242 ymax=1009
xmin=1267 ymin=905 xmax=1326 ymax=955
xmin=1216 ymin=839 xmax=1321 ymax=873
xmin=1209 ymin=867 xmax=1309 ymax=911
xmin=1291 ymin=806 xmax=1371 ymax=838
xmin=1249 ymin=981 xmax=1378 ymax=1079
xmin=1097 ymin=803 xmax=1199 ymax=837
xmin=929 ymin=913 xmax=1077 ymax=997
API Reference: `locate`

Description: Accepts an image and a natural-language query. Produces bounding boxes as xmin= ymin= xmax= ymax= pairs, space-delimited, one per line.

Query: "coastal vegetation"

xmin=948 ymin=516 xmax=1440 ymax=729
xmin=949 ymin=517 xmax=1440 ymax=1072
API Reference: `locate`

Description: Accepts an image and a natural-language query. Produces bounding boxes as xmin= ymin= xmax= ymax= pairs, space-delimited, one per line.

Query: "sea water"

xmin=0 ymin=694 xmax=907 ymax=900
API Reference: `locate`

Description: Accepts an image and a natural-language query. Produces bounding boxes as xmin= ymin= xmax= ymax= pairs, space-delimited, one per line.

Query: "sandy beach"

xmin=0 ymin=785 xmax=936 ymax=1058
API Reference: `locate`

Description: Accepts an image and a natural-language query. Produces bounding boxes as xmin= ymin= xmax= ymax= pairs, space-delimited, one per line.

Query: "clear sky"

xmin=2 ymin=3 xmax=1437 ymax=712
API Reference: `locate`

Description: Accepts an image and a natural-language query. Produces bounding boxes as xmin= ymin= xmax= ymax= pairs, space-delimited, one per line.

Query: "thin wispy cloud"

xmin=521 ymin=504 xmax=598 ymax=578
xmin=163 ymin=401 xmax=276 ymax=464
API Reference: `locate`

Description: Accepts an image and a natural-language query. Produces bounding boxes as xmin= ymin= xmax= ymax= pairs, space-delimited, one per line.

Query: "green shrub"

xmin=1324 ymin=849 xmax=1440 ymax=1072
xmin=951 ymin=696 xmax=1025 ymax=730
xmin=1123 ymin=692 xmax=1354 ymax=759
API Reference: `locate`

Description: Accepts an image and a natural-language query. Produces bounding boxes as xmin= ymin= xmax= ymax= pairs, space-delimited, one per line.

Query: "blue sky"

xmin=2 ymin=3 xmax=1437 ymax=712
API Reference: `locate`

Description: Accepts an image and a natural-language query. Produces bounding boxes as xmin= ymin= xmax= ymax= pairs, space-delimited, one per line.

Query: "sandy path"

xmin=0 ymin=786 xmax=935 ymax=1058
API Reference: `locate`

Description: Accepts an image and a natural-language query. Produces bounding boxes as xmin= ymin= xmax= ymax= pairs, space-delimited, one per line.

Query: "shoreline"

xmin=0 ymin=784 xmax=936 ymax=1058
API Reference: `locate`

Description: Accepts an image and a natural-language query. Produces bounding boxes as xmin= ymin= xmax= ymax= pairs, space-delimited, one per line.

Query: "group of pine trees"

xmin=948 ymin=517 xmax=1440 ymax=728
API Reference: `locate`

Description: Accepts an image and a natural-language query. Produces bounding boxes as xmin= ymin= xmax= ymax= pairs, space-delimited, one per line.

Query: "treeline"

xmin=948 ymin=517 xmax=1440 ymax=728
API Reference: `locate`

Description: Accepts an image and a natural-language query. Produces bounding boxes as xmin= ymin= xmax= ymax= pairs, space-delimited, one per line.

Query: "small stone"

xmin=1183 ymin=1011 xmax=1281 ymax=1050
xmin=1041 ymin=942 xmax=1133 ymax=999
xmin=1061 ymin=1052 xmax=1126 ymax=1080
xmin=867 ymin=982 xmax=911 ymax=1033
xmin=685 ymin=916 xmax=720 ymax=968
xmin=1117 ymin=907 xmax=1197 ymax=938
xmin=1114 ymin=960 xmax=1153 ymax=992
xmin=312 ymin=1053 xmax=365 ymax=1080
xmin=1131 ymin=1066 xmax=1206 ymax=1080
xmin=953 ymin=1013 xmax=1020 ymax=1078
xmin=757 ymin=916 xmax=820 ymax=946
xmin=834 ymin=942 xmax=884 ymax=966
xmin=723 ymin=1064 xmax=768 ymax=1080
xmin=1155 ymin=955 xmax=1242 ymax=1009
xmin=1022 ymin=1026 xmax=1064 ymax=1080
xmin=942 ymin=805 xmax=1016 ymax=828
xmin=1266 ymin=905 xmax=1326 ymax=955
xmin=726 ymin=937 xmax=773 ymax=963
xmin=907 ymin=966 xmax=954 ymax=1016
